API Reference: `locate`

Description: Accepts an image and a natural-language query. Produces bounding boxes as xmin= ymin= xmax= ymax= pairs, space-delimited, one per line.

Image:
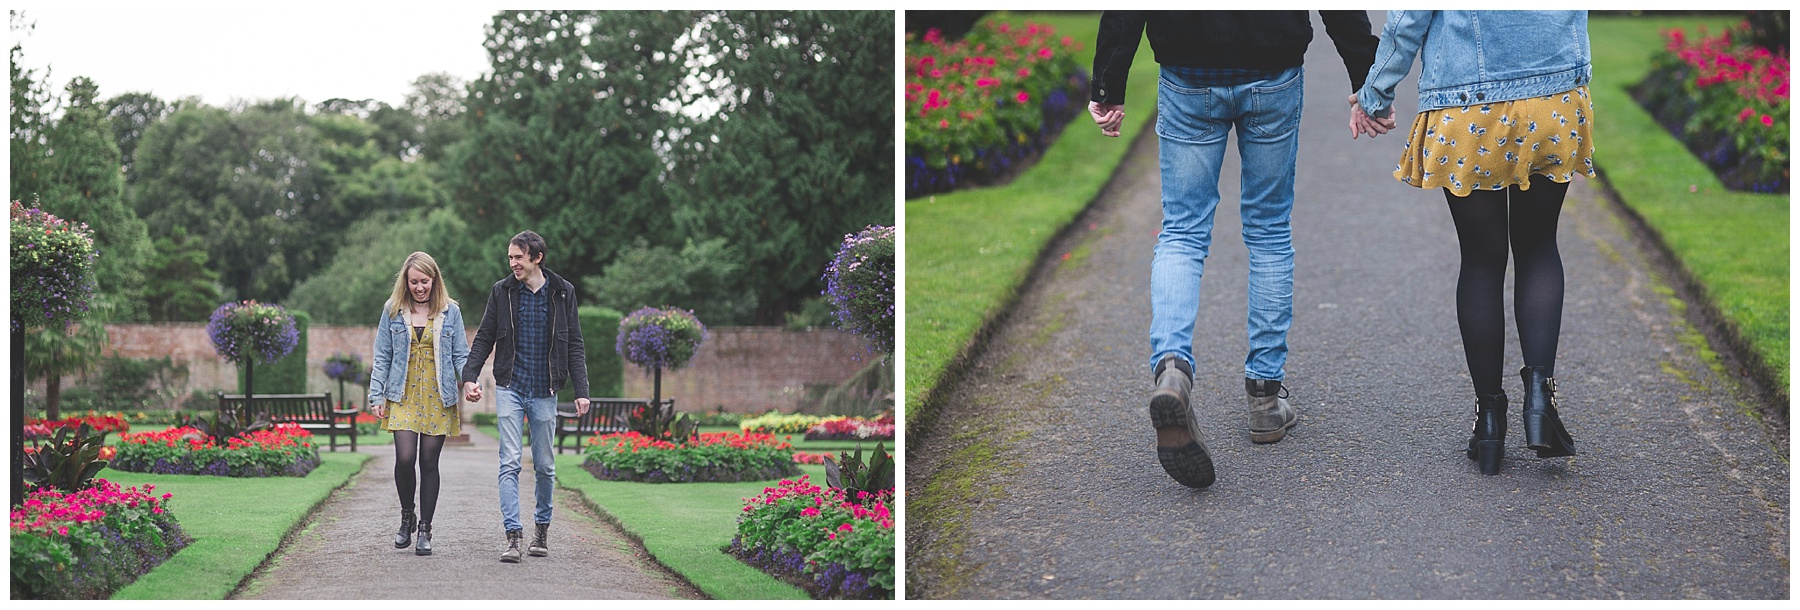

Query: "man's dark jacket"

xmin=461 ymin=267 xmax=589 ymax=399
xmin=1091 ymin=11 xmax=1379 ymax=105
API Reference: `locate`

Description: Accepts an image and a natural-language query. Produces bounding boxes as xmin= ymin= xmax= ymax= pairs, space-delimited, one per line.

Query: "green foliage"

xmin=11 ymin=201 xmax=98 ymax=331
xmin=23 ymin=318 xmax=109 ymax=419
xmin=11 ymin=19 xmax=54 ymax=202
xmin=175 ymin=402 xmax=272 ymax=443
xmin=823 ymin=442 xmax=894 ymax=500
xmin=104 ymin=91 xmax=170 ymax=183
xmin=626 ymin=401 xmax=699 ymax=444
xmin=142 ymin=225 xmax=221 ymax=321
xmin=238 ymin=309 xmax=308 ymax=394
xmin=130 ymin=98 xmax=385 ymax=303
xmin=587 ymin=237 xmax=756 ymax=325
xmin=286 ymin=208 xmax=501 ymax=325
xmin=689 ymin=410 xmax=742 ymax=427
xmin=784 ymin=297 xmax=836 ymax=330
xmin=561 ymin=306 xmax=624 ymax=402
xmin=86 ymin=354 xmax=188 ymax=412
xmin=740 ymin=411 xmax=826 ymax=435
xmin=40 ymin=77 xmax=154 ymax=320
xmin=21 ymin=423 xmax=111 ymax=493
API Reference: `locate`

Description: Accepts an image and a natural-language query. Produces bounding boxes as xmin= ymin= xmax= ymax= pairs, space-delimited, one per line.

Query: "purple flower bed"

xmin=727 ymin=537 xmax=884 ymax=600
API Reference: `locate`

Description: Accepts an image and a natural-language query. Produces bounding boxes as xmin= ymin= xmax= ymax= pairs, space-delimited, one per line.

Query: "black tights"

xmin=394 ymin=431 xmax=447 ymax=523
xmin=1445 ymin=174 xmax=1569 ymax=396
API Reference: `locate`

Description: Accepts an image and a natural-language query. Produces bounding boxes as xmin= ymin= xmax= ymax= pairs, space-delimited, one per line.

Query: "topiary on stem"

xmin=823 ymin=224 xmax=895 ymax=356
xmin=205 ymin=301 xmax=298 ymax=415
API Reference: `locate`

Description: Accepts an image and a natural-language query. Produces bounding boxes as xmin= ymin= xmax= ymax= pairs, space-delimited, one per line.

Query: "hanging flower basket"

xmin=10 ymin=201 xmax=97 ymax=331
xmin=823 ymin=225 xmax=895 ymax=355
xmin=206 ymin=301 xmax=298 ymax=366
xmin=616 ymin=306 xmax=708 ymax=372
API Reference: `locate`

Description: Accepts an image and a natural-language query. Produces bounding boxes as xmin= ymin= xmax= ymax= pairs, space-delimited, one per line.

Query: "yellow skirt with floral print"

xmin=383 ymin=329 xmax=461 ymax=436
xmin=1395 ymin=86 xmax=1596 ymax=197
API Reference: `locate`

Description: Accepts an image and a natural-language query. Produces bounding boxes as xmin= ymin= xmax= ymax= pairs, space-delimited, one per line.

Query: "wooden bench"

xmin=218 ymin=392 xmax=359 ymax=452
xmin=554 ymin=398 xmax=672 ymax=454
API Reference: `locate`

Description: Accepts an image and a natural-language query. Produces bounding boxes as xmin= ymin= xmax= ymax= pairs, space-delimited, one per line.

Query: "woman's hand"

xmin=368 ymin=403 xmax=386 ymax=419
xmin=1348 ymin=94 xmax=1397 ymax=139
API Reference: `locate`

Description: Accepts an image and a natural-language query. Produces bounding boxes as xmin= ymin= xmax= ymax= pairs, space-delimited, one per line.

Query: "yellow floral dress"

xmin=1395 ymin=86 xmax=1596 ymax=197
xmin=384 ymin=323 xmax=461 ymax=436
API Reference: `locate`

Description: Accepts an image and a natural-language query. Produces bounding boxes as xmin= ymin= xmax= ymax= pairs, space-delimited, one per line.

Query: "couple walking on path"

xmin=1090 ymin=10 xmax=1593 ymax=487
xmin=365 ymin=230 xmax=593 ymax=561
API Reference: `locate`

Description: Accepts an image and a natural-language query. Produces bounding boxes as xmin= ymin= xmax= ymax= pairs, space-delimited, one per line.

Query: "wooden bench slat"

xmin=553 ymin=398 xmax=671 ymax=454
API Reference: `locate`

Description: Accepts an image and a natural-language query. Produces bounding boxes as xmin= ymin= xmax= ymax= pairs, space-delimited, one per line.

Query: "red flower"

xmin=938 ymin=119 xmax=949 ymax=129
xmin=1017 ymin=68 xmax=1030 ymax=78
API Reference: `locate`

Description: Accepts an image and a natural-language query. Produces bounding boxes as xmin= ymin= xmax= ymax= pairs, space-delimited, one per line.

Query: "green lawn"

xmin=906 ymin=11 xmax=1155 ymax=432
xmin=558 ymin=455 xmax=834 ymax=599
xmin=106 ymin=452 xmax=371 ymax=599
xmin=1589 ymin=15 xmax=1790 ymax=389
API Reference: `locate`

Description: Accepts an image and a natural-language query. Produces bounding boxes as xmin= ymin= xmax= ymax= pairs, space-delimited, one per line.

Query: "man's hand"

xmin=1348 ymin=94 xmax=1397 ymax=139
xmin=463 ymin=381 xmax=482 ymax=403
xmin=1089 ymin=101 xmax=1124 ymax=138
xmin=574 ymin=397 xmax=590 ymax=416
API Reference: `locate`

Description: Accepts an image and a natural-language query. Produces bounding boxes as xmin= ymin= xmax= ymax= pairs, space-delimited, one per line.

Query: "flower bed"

xmin=11 ymin=479 xmax=191 ymax=600
xmin=792 ymin=451 xmax=830 ymax=465
xmin=728 ymin=476 xmax=895 ymax=599
xmin=1633 ymin=21 xmax=1789 ymax=192
xmin=740 ymin=411 xmax=825 ymax=435
xmin=582 ymin=431 xmax=801 ymax=483
xmin=110 ymin=423 xmax=321 ymax=477
xmin=27 ymin=413 xmax=131 ymax=435
xmin=904 ymin=21 xmax=1088 ymax=198
xmin=803 ymin=415 xmax=895 ymax=442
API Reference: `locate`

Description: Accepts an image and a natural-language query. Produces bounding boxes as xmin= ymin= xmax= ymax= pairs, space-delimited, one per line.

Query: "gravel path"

xmin=235 ymin=427 xmax=703 ymax=600
xmin=905 ymin=11 xmax=1789 ymax=600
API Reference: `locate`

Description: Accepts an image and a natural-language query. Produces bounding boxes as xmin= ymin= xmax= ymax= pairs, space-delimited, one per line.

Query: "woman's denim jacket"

xmin=368 ymin=300 xmax=469 ymax=410
xmin=1356 ymin=11 xmax=1590 ymax=117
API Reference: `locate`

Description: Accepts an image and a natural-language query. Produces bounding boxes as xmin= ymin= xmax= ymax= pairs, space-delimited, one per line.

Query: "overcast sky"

xmin=9 ymin=4 xmax=499 ymax=110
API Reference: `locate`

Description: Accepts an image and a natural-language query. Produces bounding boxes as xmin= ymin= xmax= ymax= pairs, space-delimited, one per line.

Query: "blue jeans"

xmin=1149 ymin=66 xmax=1302 ymax=381
xmin=496 ymin=387 xmax=557 ymax=532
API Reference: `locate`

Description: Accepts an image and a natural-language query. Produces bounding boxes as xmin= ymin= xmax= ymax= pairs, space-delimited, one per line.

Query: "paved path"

xmin=905 ymin=12 xmax=1788 ymax=600
xmin=236 ymin=428 xmax=702 ymax=600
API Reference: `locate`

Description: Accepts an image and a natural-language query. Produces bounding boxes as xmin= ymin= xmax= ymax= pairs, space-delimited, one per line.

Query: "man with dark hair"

xmin=462 ymin=230 xmax=590 ymax=563
xmin=1089 ymin=11 xmax=1380 ymax=488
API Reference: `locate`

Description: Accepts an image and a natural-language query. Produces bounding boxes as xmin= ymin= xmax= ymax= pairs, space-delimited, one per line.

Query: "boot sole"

xmin=1150 ymin=394 xmax=1216 ymax=488
xmin=416 ymin=548 xmax=432 ymax=556
xmin=1248 ymin=414 xmax=1298 ymax=444
xmin=501 ymin=555 xmax=521 ymax=563
xmin=1523 ymin=410 xmax=1576 ymax=457
xmin=528 ymin=549 xmax=548 ymax=557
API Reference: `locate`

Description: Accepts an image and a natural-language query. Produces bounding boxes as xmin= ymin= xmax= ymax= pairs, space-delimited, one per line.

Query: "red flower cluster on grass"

xmin=10 ymin=479 xmax=173 ymax=537
xmin=906 ymin=22 xmax=1079 ymax=122
xmin=792 ymin=451 xmax=829 ymax=464
xmin=28 ymin=413 xmax=131 ymax=434
xmin=588 ymin=430 xmax=793 ymax=453
xmin=803 ymin=415 xmax=896 ymax=441
xmin=118 ymin=422 xmax=314 ymax=451
xmin=1667 ymin=24 xmax=1790 ymax=108
xmin=741 ymin=476 xmax=895 ymax=532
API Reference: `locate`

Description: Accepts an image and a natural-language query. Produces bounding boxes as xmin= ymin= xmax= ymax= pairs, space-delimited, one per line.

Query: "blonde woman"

xmin=368 ymin=252 xmax=469 ymax=555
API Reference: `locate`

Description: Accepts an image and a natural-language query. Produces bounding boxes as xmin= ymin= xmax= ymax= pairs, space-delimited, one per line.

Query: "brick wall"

xmin=43 ymin=324 xmax=872 ymax=416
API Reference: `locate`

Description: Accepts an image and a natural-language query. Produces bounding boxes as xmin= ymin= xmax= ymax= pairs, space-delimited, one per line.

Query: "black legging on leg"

xmin=1444 ymin=174 xmax=1569 ymax=396
xmin=393 ymin=430 xmax=448 ymax=523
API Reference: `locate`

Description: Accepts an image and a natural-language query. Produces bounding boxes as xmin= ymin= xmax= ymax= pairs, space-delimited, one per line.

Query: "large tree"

xmin=40 ymin=77 xmax=154 ymax=321
xmin=104 ymin=91 xmax=170 ymax=184
xmin=286 ymin=207 xmax=504 ymax=325
xmin=142 ymin=225 xmax=222 ymax=321
xmin=129 ymin=98 xmax=386 ymax=302
xmin=10 ymin=16 xmax=54 ymax=203
xmin=452 ymin=10 xmax=894 ymax=324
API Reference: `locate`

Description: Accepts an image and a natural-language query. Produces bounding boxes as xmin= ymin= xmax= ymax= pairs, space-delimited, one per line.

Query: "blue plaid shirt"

xmin=1163 ymin=65 xmax=1279 ymax=88
xmin=510 ymin=282 xmax=552 ymax=398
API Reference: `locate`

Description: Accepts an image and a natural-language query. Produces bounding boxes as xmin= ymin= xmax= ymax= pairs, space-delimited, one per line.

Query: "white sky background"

xmin=9 ymin=3 xmax=500 ymax=111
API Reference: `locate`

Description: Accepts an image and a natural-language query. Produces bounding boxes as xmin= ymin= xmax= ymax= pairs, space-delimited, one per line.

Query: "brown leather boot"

xmin=528 ymin=522 xmax=549 ymax=557
xmin=500 ymin=529 xmax=523 ymax=563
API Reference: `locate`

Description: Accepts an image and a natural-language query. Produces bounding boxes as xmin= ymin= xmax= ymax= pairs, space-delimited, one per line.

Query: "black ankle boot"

xmin=394 ymin=510 xmax=416 ymax=549
xmin=414 ymin=522 xmax=433 ymax=556
xmin=1519 ymin=366 xmax=1576 ymax=458
xmin=1465 ymin=391 xmax=1508 ymax=475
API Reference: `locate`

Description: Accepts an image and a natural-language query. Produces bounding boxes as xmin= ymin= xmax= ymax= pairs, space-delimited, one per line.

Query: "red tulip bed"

xmin=109 ymin=423 xmax=321 ymax=478
xmin=904 ymin=20 xmax=1088 ymax=198
xmin=802 ymin=414 xmax=896 ymax=442
xmin=582 ymin=431 xmax=802 ymax=483
xmin=10 ymin=479 xmax=190 ymax=600
xmin=729 ymin=476 xmax=896 ymax=599
xmin=1633 ymin=20 xmax=1789 ymax=192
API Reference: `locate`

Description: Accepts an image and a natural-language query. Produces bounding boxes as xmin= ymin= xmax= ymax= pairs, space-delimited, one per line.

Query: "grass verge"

xmin=1589 ymin=15 xmax=1789 ymax=395
xmin=905 ymin=11 xmax=1156 ymax=433
xmin=557 ymin=454 xmax=831 ymax=599
xmin=105 ymin=451 xmax=371 ymax=599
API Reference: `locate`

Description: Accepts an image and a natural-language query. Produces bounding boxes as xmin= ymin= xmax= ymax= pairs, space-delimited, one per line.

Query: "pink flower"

xmin=939 ymin=119 xmax=949 ymax=129
xmin=1038 ymin=47 xmax=1053 ymax=59
xmin=1015 ymin=91 xmax=1030 ymax=104
xmin=975 ymin=77 xmax=999 ymax=88
xmin=1740 ymin=107 xmax=1756 ymax=122
xmin=1017 ymin=68 xmax=1030 ymax=78
xmin=1761 ymin=114 xmax=1774 ymax=127
xmin=801 ymin=507 xmax=821 ymax=517
xmin=838 ymin=522 xmax=855 ymax=532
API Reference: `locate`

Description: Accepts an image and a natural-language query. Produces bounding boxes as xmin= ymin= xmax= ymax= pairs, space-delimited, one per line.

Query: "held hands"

xmin=463 ymin=381 xmax=482 ymax=403
xmin=1088 ymin=101 xmax=1124 ymax=138
xmin=575 ymin=397 xmax=590 ymax=416
xmin=368 ymin=402 xmax=385 ymax=419
xmin=1347 ymin=94 xmax=1397 ymax=139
